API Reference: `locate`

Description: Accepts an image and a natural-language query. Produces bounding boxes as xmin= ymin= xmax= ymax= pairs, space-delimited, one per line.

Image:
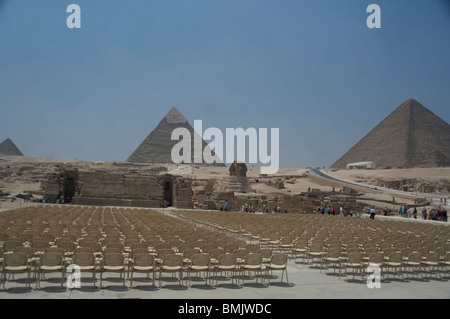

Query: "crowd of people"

xmin=220 ymin=202 xmax=448 ymax=222
xmin=220 ymin=202 xmax=283 ymax=214
xmin=313 ymin=204 xmax=449 ymax=222
xmin=399 ymin=206 xmax=448 ymax=222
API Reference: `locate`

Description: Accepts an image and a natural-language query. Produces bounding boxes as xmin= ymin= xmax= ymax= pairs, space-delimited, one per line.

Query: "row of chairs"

xmin=175 ymin=210 xmax=450 ymax=246
xmin=1 ymin=249 xmax=289 ymax=290
xmin=313 ymin=248 xmax=450 ymax=282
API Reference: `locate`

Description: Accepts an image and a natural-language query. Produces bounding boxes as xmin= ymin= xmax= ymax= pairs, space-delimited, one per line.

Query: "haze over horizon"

xmin=1 ymin=1 xmax=449 ymax=168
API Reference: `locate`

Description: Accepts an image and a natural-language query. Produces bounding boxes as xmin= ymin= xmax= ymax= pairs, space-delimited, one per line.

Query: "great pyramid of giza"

xmin=330 ymin=99 xmax=450 ymax=169
xmin=0 ymin=138 xmax=24 ymax=156
xmin=127 ymin=107 xmax=225 ymax=166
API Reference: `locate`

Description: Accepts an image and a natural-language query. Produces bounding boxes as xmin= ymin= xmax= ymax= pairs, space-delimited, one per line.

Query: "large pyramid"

xmin=0 ymin=138 xmax=24 ymax=156
xmin=331 ymin=99 xmax=450 ymax=169
xmin=127 ymin=107 xmax=225 ymax=166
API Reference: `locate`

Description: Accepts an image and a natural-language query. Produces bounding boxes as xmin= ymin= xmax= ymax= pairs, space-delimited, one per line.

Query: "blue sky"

xmin=1 ymin=0 xmax=449 ymax=168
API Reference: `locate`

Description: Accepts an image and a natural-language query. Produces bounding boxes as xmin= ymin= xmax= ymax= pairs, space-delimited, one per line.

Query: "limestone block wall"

xmin=78 ymin=171 xmax=163 ymax=200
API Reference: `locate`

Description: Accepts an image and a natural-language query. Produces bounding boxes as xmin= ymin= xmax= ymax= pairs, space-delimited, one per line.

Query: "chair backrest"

xmin=347 ymin=252 xmax=362 ymax=263
xmin=83 ymin=242 xmax=102 ymax=253
xmin=58 ymin=240 xmax=75 ymax=250
xmin=247 ymin=244 xmax=261 ymax=254
xmin=183 ymin=248 xmax=201 ymax=259
xmin=14 ymin=246 xmax=35 ymax=258
xmin=162 ymin=254 xmax=182 ymax=267
xmin=309 ymin=242 xmax=323 ymax=252
xmin=326 ymin=247 xmax=341 ymax=258
xmin=131 ymin=243 xmax=148 ymax=251
xmin=134 ymin=253 xmax=155 ymax=267
xmin=224 ymin=243 xmax=238 ymax=253
xmin=3 ymin=239 xmax=24 ymax=252
xmin=41 ymin=252 xmax=64 ymax=267
xmin=236 ymin=240 xmax=247 ymax=249
xmin=155 ymin=243 xmax=172 ymax=250
xmin=425 ymin=251 xmax=439 ymax=262
xmin=368 ymin=252 xmax=384 ymax=264
xmin=4 ymin=252 xmax=28 ymax=267
xmin=103 ymin=253 xmax=124 ymax=267
xmin=270 ymin=254 xmax=288 ymax=266
xmin=258 ymin=248 xmax=272 ymax=259
xmin=31 ymin=239 xmax=50 ymax=250
xmin=74 ymin=252 xmax=95 ymax=266
xmin=103 ymin=248 xmax=122 ymax=255
xmin=157 ymin=248 xmax=175 ymax=258
xmin=132 ymin=249 xmax=149 ymax=258
xmin=218 ymin=253 xmax=236 ymax=267
xmin=210 ymin=248 xmax=225 ymax=259
xmin=201 ymin=243 xmax=216 ymax=253
xmin=294 ymin=240 xmax=308 ymax=249
xmin=45 ymin=247 xmax=65 ymax=255
xmin=408 ymin=252 xmax=422 ymax=263
xmin=245 ymin=253 xmax=262 ymax=266
xmin=388 ymin=251 xmax=402 ymax=263
xmin=106 ymin=242 xmax=124 ymax=251
xmin=233 ymin=249 xmax=248 ymax=259
xmin=75 ymin=247 xmax=94 ymax=254
xmin=191 ymin=253 xmax=210 ymax=266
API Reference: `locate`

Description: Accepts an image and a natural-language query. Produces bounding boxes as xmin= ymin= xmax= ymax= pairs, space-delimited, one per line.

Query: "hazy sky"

xmin=1 ymin=0 xmax=449 ymax=168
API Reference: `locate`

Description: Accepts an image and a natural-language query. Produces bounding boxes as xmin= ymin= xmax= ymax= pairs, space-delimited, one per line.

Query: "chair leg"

xmin=36 ymin=271 xmax=41 ymax=290
xmin=130 ymin=272 xmax=133 ymax=289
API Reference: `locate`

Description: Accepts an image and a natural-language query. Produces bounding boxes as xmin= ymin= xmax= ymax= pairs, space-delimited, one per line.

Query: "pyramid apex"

xmin=164 ymin=107 xmax=188 ymax=124
xmin=397 ymin=98 xmax=428 ymax=111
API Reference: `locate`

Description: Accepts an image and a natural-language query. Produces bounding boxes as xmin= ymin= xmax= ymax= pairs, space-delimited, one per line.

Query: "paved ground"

xmin=1 ymin=257 xmax=448 ymax=300
xmin=1 ymin=205 xmax=449 ymax=300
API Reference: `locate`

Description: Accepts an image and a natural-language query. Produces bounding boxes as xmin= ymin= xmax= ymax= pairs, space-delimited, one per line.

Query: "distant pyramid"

xmin=127 ymin=107 xmax=225 ymax=166
xmin=0 ymin=138 xmax=24 ymax=156
xmin=331 ymin=99 xmax=450 ymax=169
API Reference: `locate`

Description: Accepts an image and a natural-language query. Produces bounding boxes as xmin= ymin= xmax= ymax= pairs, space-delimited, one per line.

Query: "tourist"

xmin=431 ymin=209 xmax=437 ymax=220
xmin=406 ymin=207 xmax=412 ymax=218
xmin=370 ymin=206 xmax=376 ymax=220
xmin=437 ymin=207 xmax=443 ymax=221
xmin=339 ymin=207 xmax=345 ymax=217
xmin=327 ymin=206 xmax=331 ymax=215
xmin=422 ymin=207 xmax=427 ymax=220
xmin=321 ymin=206 xmax=325 ymax=215
xmin=413 ymin=207 xmax=417 ymax=219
